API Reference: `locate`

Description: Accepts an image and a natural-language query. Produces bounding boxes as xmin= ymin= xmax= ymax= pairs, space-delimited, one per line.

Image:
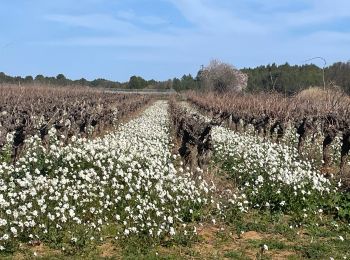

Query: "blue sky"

xmin=1 ymin=0 xmax=350 ymax=81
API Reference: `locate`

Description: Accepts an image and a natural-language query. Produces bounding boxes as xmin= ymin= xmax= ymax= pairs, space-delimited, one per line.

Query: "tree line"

xmin=242 ymin=62 xmax=350 ymax=94
xmin=1 ymin=61 xmax=350 ymax=94
xmin=0 ymin=72 xmax=128 ymax=89
xmin=174 ymin=61 xmax=350 ymax=94
xmin=0 ymin=71 xmax=199 ymax=91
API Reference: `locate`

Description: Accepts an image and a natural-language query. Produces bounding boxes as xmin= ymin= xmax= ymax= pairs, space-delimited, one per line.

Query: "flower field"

xmin=0 ymin=94 xmax=349 ymax=259
xmin=0 ymin=86 xmax=152 ymax=161
xmin=180 ymin=100 xmax=341 ymax=215
xmin=212 ymin=126 xmax=336 ymax=216
xmin=0 ymin=101 xmax=214 ymax=254
xmin=175 ymin=100 xmax=350 ymax=259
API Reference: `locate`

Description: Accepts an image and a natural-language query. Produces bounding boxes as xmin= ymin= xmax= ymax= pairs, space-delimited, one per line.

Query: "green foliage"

xmin=249 ymin=239 xmax=288 ymax=250
xmin=1 ymin=61 xmax=350 ymax=92
xmin=128 ymin=75 xmax=147 ymax=89
xmin=0 ymin=72 xmax=128 ymax=88
xmin=242 ymin=62 xmax=350 ymax=94
xmin=242 ymin=63 xmax=323 ymax=94
xmin=224 ymin=250 xmax=250 ymax=259
xmin=335 ymin=192 xmax=350 ymax=221
xmin=296 ymin=243 xmax=329 ymax=259
xmin=24 ymin=76 xmax=33 ymax=83
xmin=326 ymin=61 xmax=350 ymax=93
xmin=172 ymin=74 xmax=199 ymax=92
xmin=0 ymin=71 xmax=177 ymax=90
xmin=0 ymin=144 xmax=12 ymax=164
xmin=35 ymin=74 xmax=45 ymax=81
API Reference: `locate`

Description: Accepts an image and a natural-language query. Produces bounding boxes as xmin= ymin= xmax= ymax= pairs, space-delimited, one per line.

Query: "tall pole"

xmin=304 ymin=57 xmax=327 ymax=90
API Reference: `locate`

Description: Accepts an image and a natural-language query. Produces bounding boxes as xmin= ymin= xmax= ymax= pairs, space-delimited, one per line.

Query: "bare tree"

xmin=199 ymin=59 xmax=248 ymax=93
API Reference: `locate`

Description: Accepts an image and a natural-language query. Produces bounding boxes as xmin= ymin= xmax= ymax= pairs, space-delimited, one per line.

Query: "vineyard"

xmin=187 ymin=90 xmax=350 ymax=174
xmin=0 ymin=86 xmax=350 ymax=259
xmin=0 ymin=86 xmax=152 ymax=161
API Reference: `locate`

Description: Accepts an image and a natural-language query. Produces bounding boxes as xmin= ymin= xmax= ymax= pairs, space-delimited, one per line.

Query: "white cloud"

xmin=44 ymin=14 xmax=140 ymax=34
xmin=168 ymin=0 xmax=350 ymax=32
xmin=116 ymin=10 xmax=169 ymax=26
xmin=268 ymin=0 xmax=350 ymax=28
xmin=167 ymin=0 xmax=266 ymax=34
xmin=40 ymin=34 xmax=187 ymax=48
xmin=39 ymin=0 xmax=350 ymax=71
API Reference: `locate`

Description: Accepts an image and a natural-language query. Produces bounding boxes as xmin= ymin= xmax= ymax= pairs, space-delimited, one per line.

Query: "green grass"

xmin=224 ymin=250 xmax=251 ymax=259
xmin=1 ymin=211 xmax=349 ymax=259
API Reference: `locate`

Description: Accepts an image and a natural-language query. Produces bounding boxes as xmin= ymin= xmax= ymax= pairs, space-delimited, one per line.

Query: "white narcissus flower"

xmin=0 ymin=101 xmax=211 ymax=248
